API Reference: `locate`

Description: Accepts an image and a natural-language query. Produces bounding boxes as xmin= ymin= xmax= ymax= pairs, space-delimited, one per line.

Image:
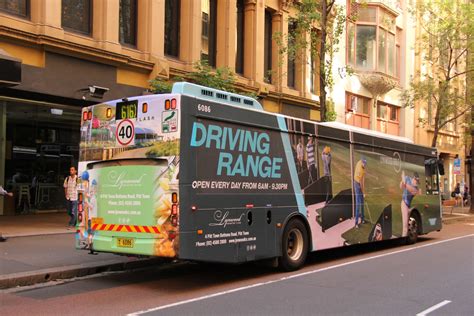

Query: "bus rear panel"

xmin=77 ymin=94 xmax=181 ymax=258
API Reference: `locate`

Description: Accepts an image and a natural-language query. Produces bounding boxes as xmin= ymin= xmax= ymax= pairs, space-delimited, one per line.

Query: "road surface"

xmin=1 ymin=221 xmax=472 ymax=316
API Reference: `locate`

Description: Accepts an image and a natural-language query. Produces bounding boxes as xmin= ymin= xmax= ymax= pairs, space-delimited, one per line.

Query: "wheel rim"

xmin=408 ymin=217 xmax=418 ymax=240
xmin=287 ymin=228 xmax=304 ymax=261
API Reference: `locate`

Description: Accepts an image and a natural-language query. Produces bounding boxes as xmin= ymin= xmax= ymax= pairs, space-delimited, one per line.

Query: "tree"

xmin=401 ymin=0 xmax=474 ymax=148
xmin=276 ymin=0 xmax=353 ymax=121
xmin=149 ymin=60 xmax=235 ymax=93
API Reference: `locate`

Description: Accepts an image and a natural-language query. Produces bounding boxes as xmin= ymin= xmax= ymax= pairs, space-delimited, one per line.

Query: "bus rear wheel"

xmin=279 ymin=218 xmax=308 ymax=271
xmin=406 ymin=216 xmax=418 ymax=245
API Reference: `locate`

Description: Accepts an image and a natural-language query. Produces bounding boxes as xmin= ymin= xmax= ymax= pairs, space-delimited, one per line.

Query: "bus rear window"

xmin=87 ymin=158 xmax=167 ymax=170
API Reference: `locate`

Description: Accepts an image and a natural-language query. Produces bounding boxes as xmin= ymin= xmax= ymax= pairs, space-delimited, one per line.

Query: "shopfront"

xmin=1 ymin=99 xmax=81 ymax=214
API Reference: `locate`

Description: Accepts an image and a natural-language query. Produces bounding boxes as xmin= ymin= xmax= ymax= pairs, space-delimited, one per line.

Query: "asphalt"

xmin=0 ymin=206 xmax=473 ymax=290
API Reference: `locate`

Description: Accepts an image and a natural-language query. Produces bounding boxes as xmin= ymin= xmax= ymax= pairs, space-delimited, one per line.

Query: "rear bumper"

xmin=80 ymin=233 xmax=178 ymax=258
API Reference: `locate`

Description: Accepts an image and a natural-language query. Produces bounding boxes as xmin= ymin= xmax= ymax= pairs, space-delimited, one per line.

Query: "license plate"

xmin=117 ymin=237 xmax=134 ymax=248
xmin=91 ymin=217 xmax=104 ymax=225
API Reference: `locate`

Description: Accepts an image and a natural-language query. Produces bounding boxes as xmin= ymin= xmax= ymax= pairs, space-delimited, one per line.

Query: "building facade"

xmin=331 ymin=0 xmax=469 ymax=196
xmin=0 ymin=0 xmax=324 ymax=215
xmin=0 ymin=0 xmax=468 ymax=215
xmin=410 ymin=0 xmax=470 ymax=196
xmin=331 ymin=0 xmax=415 ymax=140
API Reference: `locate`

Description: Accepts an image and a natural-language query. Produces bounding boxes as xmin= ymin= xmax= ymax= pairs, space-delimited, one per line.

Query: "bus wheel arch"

xmin=278 ymin=214 xmax=310 ymax=271
xmin=281 ymin=213 xmax=313 ymax=251
xmin=406 ymin=209 xmax=422 ymax=245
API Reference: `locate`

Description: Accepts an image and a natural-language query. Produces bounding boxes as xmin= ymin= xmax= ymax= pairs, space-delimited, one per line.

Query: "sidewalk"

xmin=1 ymin=206 xmax=473 ymax=290
xmin=0 ymin=212 xmax=73 ymax=238
xmin=442 ymin=204 xmax=474 ymax=223
xmin=0 ymin=212 xmax=161 ymax=290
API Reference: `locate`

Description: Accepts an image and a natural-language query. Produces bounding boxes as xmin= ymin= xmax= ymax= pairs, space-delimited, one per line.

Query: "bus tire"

xmin=279 ymin=218 xmax=308 ymax=271
xmin=406 ymin=215 xmax=419 ymax=245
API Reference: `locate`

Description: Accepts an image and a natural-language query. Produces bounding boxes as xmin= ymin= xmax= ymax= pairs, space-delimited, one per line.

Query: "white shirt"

xmin=64 ymin=176 xmax=78 ymax=201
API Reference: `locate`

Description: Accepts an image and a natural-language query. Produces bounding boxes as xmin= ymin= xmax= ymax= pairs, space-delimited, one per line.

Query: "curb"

xmin=0 ymin=257 xmax=164 ymax=290
xmin=442 ymin=213 xmax=474 ymax=224
xmin=2 ymin=231 xmax=75 ymax=238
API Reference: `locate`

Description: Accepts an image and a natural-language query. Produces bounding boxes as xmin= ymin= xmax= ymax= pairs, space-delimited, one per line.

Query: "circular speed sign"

xmin=116 ymin=119 xmax=135 ymax=146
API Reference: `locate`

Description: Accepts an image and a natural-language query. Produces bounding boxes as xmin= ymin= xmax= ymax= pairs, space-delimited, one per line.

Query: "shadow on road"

xmin=13 ymin=236 xmax=435 ymax=299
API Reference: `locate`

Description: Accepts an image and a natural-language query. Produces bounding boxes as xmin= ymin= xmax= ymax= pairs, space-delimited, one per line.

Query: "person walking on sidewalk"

xmin=64 ymin=166 xmax=78 ymax=229
xmin=0 ymin=186 xmax=13 ymax=242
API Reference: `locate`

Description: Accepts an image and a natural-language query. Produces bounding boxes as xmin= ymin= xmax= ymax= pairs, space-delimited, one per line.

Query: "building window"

xmin=165 ymin=0 xmax=180 ymax=57
xmin=235 ymin=0 xmax=245 ymax=74
xmin=377 ymin=102 xmax=387 ymax=119
xmin=377 ymin=101 xmax=399 ymax=135
xmin=62 ymin=0 xmax=92 ymax=35
xmin=347 ymin=93 xmax=370 ymax=115
xmin=377 ymin=103 xmax=399 ymax=121
xmin=347 ymin=5 xmax=397 ymax=77
xmin=396 ymin=27 xmax=401 ymax=79
xmin=390 ymin=105 xmax=398 ymax=121
xmin=0 ymin=0 xmax=29 ymax=18
xmin=119 ymin=0 xmax=137 ymax=46
xmin=201 ymin=0 xmax=217 ymax=67
xmin=346 ymin=93 xmax=370 ymax=129
xmin=264 ymin=10 xmax=273 ymax=83
xmin=287 ymin=21 xmax=297 ymax=88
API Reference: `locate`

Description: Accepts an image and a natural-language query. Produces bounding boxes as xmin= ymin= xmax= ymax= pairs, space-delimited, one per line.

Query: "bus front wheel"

xmin=279 ymin=218 xmax=308 ymax=271
xmin=406 ymin=215 xmax=418 ymax=245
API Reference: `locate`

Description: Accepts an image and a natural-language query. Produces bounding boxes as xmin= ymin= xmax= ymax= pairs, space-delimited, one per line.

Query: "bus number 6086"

xmin=198 ymin=104 xmax=211 ymax=113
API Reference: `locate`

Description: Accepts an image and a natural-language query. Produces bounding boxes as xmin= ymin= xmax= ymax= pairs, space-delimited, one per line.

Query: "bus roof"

xmin=172 ymin=82 xmax=263 ymax=111
xmin=318 ymin=121 xmax=415 ymax=145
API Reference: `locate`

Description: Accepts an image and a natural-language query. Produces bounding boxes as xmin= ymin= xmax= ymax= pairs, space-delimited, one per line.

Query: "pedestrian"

xmin=463 ymin=184 xmax=469 ymax=205
xmin=321 ymin=146 xmax=332 ymax=177
xmin=306 ymin=137 xmax=317 ymax=184
xmin=64 ymin=166 xmax=78 ymax=229
xmin=0 ymin=185 xmax=13 ymax=242
xmin=452 ymin=183 xmax=462 ymax=206
xmin=354 ymin=158 xmax=367 ymax=228
xmin=296 ymin=139 xmax=304 ymax=172
xmin=400 ymin=171 xmax=420 ymax=237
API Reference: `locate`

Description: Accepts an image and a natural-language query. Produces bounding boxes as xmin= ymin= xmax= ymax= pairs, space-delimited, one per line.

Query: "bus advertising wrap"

xmin=77 ymin=86 xmax=441 ymax=270
xmin=187 ymin=119 xmax=292 ymax=195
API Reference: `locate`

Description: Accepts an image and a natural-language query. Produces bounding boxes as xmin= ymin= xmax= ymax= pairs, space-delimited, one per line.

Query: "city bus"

xmin=76 ymin=82 xmax=443 ymax=271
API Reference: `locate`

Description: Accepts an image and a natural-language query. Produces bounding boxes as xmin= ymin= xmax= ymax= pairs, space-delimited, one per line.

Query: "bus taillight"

xmin=171 ymin=98 xmax=177 ymax=109
xmin=171 ymin=192 xmax=178 ymax=226
xmin=82 ymin=111 xmax=88 ymax=121
xmin=171 ymin=216 xmax=178 ymax=227
xmin=191 ymin=205 xmax=197 ymax=212
xmin=165 ymin=100 xmax=171 ymax=110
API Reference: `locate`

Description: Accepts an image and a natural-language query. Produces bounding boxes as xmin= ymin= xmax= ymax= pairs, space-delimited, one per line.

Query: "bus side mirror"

xmin=438 ymin=162 xmax=445 ymax=176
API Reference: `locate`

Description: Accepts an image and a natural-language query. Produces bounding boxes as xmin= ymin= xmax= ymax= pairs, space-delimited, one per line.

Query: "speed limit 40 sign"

xmin=116 ymin=119 xmax=135 ymax=146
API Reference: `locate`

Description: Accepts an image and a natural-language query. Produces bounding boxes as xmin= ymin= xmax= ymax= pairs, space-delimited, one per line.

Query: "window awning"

xmin=0 ymin=49 xmax=21 ymax=87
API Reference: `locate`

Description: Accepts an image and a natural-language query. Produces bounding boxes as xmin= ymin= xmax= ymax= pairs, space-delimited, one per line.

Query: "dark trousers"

xmin=66 ymin=199 xmax=78 ymax=226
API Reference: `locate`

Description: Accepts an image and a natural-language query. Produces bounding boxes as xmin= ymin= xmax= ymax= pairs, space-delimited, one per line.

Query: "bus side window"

xmin=424 ymin=158 xmax=439 ymax=195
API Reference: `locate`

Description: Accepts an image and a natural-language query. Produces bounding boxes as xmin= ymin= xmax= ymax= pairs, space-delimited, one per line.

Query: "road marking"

xmin=416 ymin=300 xmax=452 ymax=315
xmin=128 ymin=234 xmax=474 ymax=315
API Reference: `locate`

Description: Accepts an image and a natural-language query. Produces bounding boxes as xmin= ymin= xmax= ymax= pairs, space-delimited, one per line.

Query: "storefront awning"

xmin=0 ymin=49 xmax=21 ymax=88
